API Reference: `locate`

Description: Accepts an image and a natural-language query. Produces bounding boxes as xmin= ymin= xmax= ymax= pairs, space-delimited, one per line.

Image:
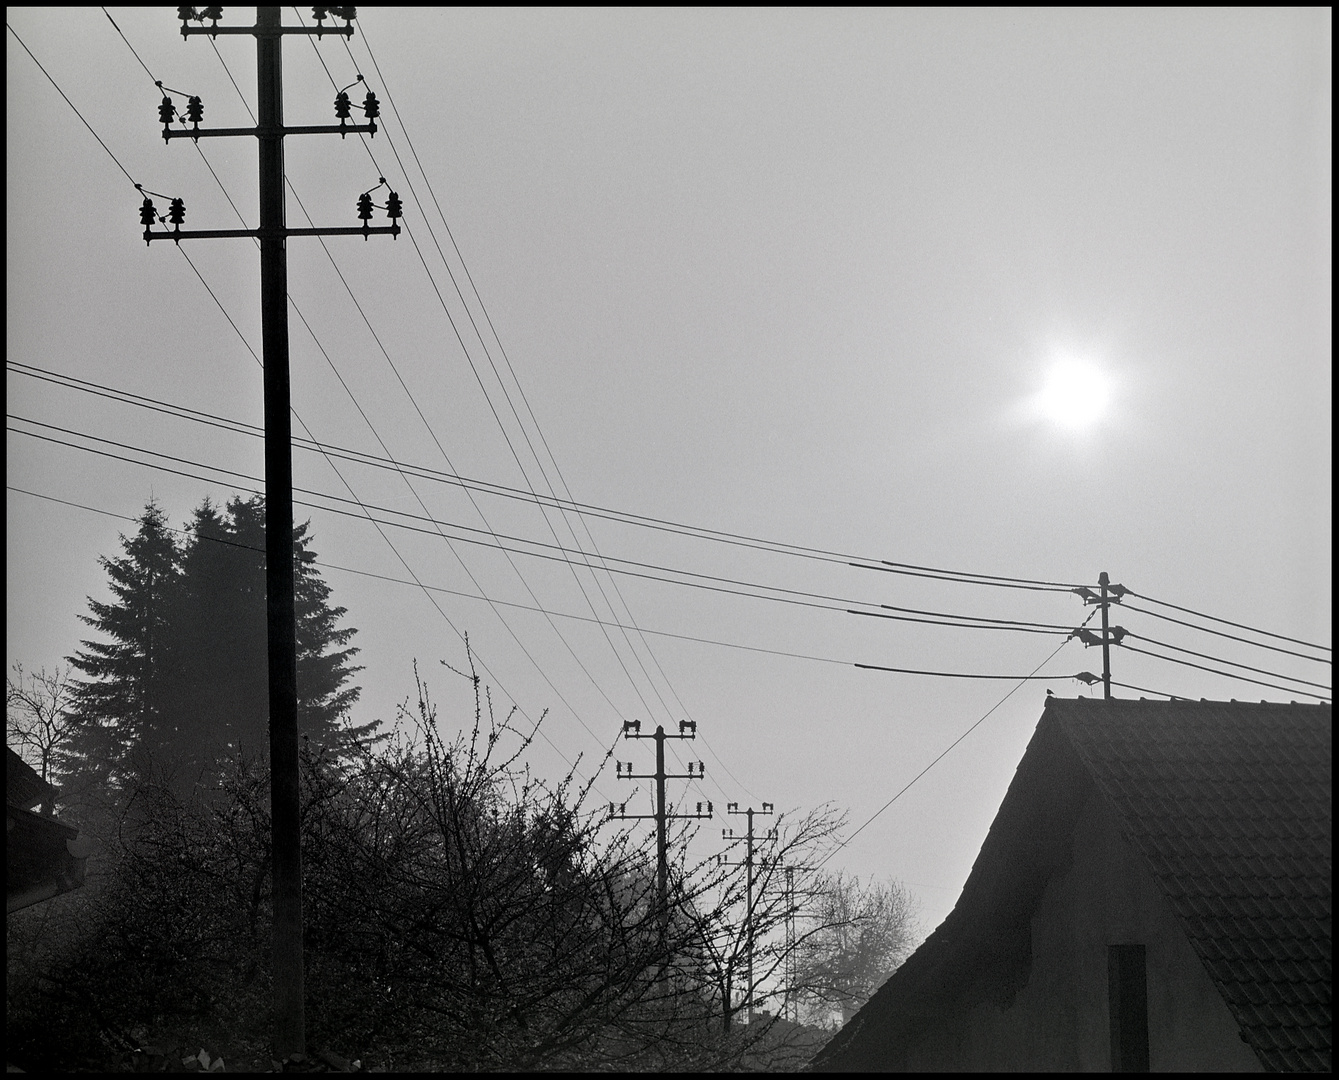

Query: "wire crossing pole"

xmin=612 ymin=720 xmax=712 ymax=937
xmin=721 ymin=801 xmax=774 ymax=1022
xmin=142 ymin=6 xmax=400 ymax=1059
xmin=1070 ymin=571 xmax=1128 ymax=699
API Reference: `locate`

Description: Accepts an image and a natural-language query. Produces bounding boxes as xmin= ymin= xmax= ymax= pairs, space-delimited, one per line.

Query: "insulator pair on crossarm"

xmin=156 ymin=80 xmax=204 ymax=141
xmin=357 ymin=188 xmax=401 ymax=235
xmin=334 ymin=76 xmax=379 ymax=136
xmin=177 ymin=7 xmax=222 ymax=29
xmin=620 ymin=718 xmax=697 ymax=739
xmin=311 ymin=6 xmax=358 ymax=36
xmin=137 ymin=184 xmax=187 ymax=243
xmin=139 ymin=186 xmax=400 ymax=243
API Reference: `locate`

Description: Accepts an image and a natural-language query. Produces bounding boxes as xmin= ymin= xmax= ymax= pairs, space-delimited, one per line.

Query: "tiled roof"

xmin=1052 ymin=698 xmax=1332 ymax=1073
xmin=813 ymin=697 xmax=1332 ymax=1073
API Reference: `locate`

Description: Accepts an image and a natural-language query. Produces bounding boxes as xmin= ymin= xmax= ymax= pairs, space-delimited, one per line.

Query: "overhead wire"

xmin=346 ymin=22 xmax=692 ymax=737
xmin=19 ymin=20 xmax=605 ymax=792
xmin=1118 ymin=643 xmax=1331 ymax=702
xmin=278 ymin=15 xmax=686 ymax=766
xmin=6 ymin=485 xmax=854 ymax=668
xmin=172 ymin=14 xmax=628 ymax=783
xmin=1125 ymin=632 xmax=1331 ymax=692
xmin=30 ymin=15 xmax=1306 ymax=670
xmin=191 ymin=41 xmax=642 ymax=762
xmin=1126 ymin=588 xmax=1330 ymax=653
xmin=815 ymin=618 xmax=1091 ymax=872
xmin=8 ymin=414 xmax=1096 ymax=635
xmin=8 ymin=21 xmax=138 ymax=189
xmin=339 ymin=14 xmax=787 ymax=798
xmin=13 ymin=358 xmax=1091 ymax=639
xmin=310 ymin=19 xmax=685 ymax=746
xmin=26 ymin=9 xmax=1324 ymax=809
xmin=1119 ymin=601 xmax=1330 ymax=665
xmin=27 ymin=375 xmax=1327 ymax=705
xmin=852 ymin=560 xmax=1083 ymax=594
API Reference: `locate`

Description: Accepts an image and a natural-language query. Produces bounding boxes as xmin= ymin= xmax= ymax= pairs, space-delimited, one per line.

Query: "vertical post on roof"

xmin=1099 ymin=571 xmax=1112 ymax=700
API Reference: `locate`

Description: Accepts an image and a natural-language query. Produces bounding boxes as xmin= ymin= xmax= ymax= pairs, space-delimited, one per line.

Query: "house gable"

xmin=813 ymin=698 xmax=1331 ymax=1072
xmin=866 ymin=777 xmax=1261 ymax=1071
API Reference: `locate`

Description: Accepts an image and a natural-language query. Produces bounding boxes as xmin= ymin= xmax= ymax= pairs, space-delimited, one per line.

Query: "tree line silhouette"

xmin=7 ymin=497 xmax=916 ymax=1072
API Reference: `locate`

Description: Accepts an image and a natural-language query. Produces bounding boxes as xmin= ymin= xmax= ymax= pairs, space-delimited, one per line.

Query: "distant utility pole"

xmin=611 ymin=720 xmax=713 ymax=937
xmin=140 ymin=6 xmax=400 ymax=1058
xmin=719 ymin=800 xmax=775 ymax=1020
xmin=1071 ymin=570 xmax=1127 ymax=699
xmin=784 ymin=865 xmax=795 ymax=1023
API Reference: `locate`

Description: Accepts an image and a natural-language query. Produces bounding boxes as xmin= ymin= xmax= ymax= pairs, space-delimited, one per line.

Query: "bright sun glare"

xmin=1038 ymin=361 xmax=1111 ymax=430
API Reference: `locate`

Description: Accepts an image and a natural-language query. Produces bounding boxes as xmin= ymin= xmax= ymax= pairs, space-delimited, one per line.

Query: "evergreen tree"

xmin=171 ymin=496 xmax=269 ymax=770
xmin=63 ymin=495 xmax=370 ymax=795
xmin=194 ymin=495 xmax=371 ymax=757
xmin=63 ymin=500 xmax=184 ymax=792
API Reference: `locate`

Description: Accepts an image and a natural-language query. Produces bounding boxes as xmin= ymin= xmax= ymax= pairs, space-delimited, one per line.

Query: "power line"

xmin=10 ymin=415 xmax=1093 ymax=633
xmin=347 ymin=95 xmax=678 ymax=732
xmin=48 ymin=406 xmax=1329 ymax=711
xmin=1127 ymin=588 xmax=1330 ymax=654
xmin=238 ymin=17 xmax=683 ymax=741
xmin=1126 ymin=632 xmax=1331 ymax=692
xmin=11 ymin=357 xmax=1049 ymax=589
xmin=855 ymin=663 xmax=1077 ymax=680
xmin=10 ymin=21 xmax=601 ymax=792
xmin=96 ymin=13 xmax=638 ymax=783
xmin=10 ymin=363 xmax=718 ymax=798
xmin=1119 ymin=643 xmax=1331 ymax=702
xmin=355 ymin=20 xmax=695 ymax=726
xmin=8 ymin=21 xmax=139 ymax=190
xmin=817 ymin=630 xmax=1083 ymax=871
xmin=851 ymin=560 xmax=1082 ymax=594
xmin=7 ymin=367 xmax=1094 ymax=639
xmin=9 ymin=351 xmax=1122 ymax=617
xmin=850 ymin=607 xmax=1070 ymax=635
xmin=321 ymin=12 xmax=1102 ymax=807
xmin=1121 ymin=601 xmax=1330 ymax=665
xmin=5 ymin=484 xmax=852 ymax=668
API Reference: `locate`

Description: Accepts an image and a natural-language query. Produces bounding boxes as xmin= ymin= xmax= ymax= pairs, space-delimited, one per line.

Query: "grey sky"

xmin=7 ymin=7 xmax=1331 ymax=933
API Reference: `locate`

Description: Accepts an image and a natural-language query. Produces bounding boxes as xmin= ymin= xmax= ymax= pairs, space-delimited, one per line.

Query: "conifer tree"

xmin=63 ymin=495 xmax=370 ymax=795
xmin=63 ymin=500 xmax=184 ymax=792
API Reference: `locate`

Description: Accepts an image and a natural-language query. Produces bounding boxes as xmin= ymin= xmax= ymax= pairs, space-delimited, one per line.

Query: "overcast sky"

xmin=7 ymin=7 xmax=1331 ymax=935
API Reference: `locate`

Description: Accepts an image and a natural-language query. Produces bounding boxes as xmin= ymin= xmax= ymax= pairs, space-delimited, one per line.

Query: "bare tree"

xmin=7 ymin=662 xmax=78 ymax=801
xmin=7 ymin=649 xmax=887 ymax=1072
xmin=791 ymin=871 xmax=921 ymax=1024
xmin=684 ymin=805 xmax=849 ymax=1033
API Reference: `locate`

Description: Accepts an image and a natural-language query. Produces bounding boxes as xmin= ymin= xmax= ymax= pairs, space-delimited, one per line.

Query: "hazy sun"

xmin=1038 ymin=360 xmax=1111 ymax=430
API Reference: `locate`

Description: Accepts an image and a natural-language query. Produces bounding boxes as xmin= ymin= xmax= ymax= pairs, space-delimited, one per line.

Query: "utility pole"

xmin=141 ymin=6 xmax=400 ymax=1059
xmin=1071 ymin=571 xmax=1128 ymax=700
xmin=784 ymin=865 xmax=795 ymax=1023
xmin=720 ymin=801 xmax=775 ymax=1022
xmin=611 ymin=720 xmax=713 ymax=936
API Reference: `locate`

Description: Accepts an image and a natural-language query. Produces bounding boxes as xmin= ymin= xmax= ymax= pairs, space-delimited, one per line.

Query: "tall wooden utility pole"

xmin=722 ymin=801 xmax=774 ymax=1021
xmin=141 ymin=5 xmax=399 ymax=1057
xmin=612 ymin=720 xmax=713 ymax=934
